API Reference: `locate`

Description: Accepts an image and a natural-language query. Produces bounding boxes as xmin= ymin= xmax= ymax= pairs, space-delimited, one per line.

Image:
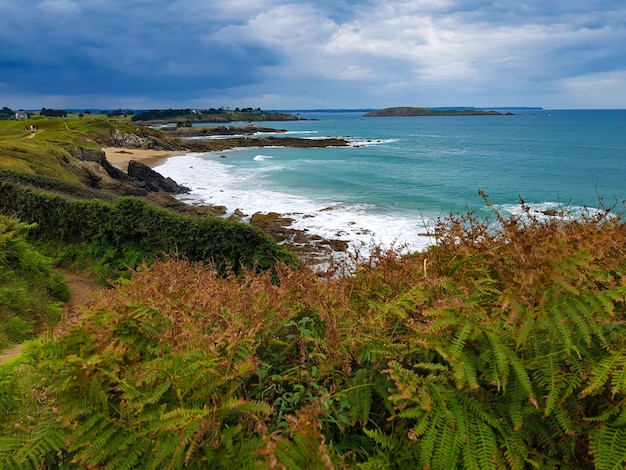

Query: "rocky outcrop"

xmin=65 ymin=143 xmax=191 ymax=196
xmin=74 ymin=161 xmax=146 ymax=195
xmin=65 ymin=144 xmax=130 ymax=182
xmin=249 ymin=212 xmax=349 ymax=263
xmin=109 ymin=129 xmax=183 ymax=151
xmin=184 ymin=136 xmax=349 ymax=153
xmin=127 ymin=160 xmax=190 ymax=194
xmin=166 ymin=125 xmax=287 ymax=138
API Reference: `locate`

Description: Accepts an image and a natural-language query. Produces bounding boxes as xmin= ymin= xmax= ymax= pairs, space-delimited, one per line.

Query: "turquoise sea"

xmin=155 ymin=109 xmax=626 ymax=255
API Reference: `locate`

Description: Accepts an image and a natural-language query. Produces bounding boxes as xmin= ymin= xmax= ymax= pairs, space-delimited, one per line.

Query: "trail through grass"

xmin=0 ymin=270 xmax=102 ymax=364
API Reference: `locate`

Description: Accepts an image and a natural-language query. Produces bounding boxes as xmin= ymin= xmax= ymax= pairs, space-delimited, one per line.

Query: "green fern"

xmin=591 ymin=424 xmax=626 ymax=470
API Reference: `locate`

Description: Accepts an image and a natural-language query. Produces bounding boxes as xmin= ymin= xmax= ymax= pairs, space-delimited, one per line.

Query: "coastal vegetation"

xmin=0 ymin=107 xmax=17 ymax=120
xmin=0 ymin=214 xmax=69 ymax=350
xmin=1 ymin=202 xmax=625 ymax=468
xmin=131 ymin=107 xmax=300 ymax=123
xmin=1 ymin=112 xmax=626 ymax=468
xmin=364 ymin=107 xmax=503 ymax=117
xmin=0 ymin=115 xmax=295 ymax=328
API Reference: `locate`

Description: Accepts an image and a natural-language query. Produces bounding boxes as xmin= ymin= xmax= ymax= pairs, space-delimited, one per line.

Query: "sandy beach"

xmin=102 ymin=147 xmax=182 ymax=170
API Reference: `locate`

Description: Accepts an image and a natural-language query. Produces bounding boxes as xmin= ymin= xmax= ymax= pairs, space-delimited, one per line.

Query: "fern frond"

xmin=217 ymin=398 xmax=273 ymax=418
xmin=483 ymin=330 xmax=510 ymax=391
xmin=451 ymin=321 xmax=473 ymax=358
xmin=580 ymin=351 xmax=626 ymax=398
xmin=68 ymin=412 xmax=109 ymax=451
xmin=101 ymin=434 xmax=147 ymax=470
xmin=537 ymin=351 xmax=560 ymax=417
xmin=610 ymin=362 xmax=626 ymax=397
xmin=465 ymin=412 xmax=500 ymax=470
xmin=590 ymin=424 xmax=626 ymax=470
xmin=504 ymin=346 xmax=536 ymax=407
xmin=6 ymin=420 xmax=66 ymax=468
xmin=418 ymin=409 xmax=445 ymax=465
xmin=430 ymin=417 xmax=463 ymax=470
xmin=544 ymin=294 xmax=579 ymax=356
xmin=363 ymin=427 xmax=396 ymax=451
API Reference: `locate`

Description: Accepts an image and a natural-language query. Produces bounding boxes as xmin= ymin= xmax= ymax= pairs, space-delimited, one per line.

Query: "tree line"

xmin=131 ymin=107 xmax=263 ymax=121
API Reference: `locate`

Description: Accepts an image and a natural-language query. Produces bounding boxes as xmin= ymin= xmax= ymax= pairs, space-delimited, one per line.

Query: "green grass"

xmin=0 ymin=117 xmax=140 ymax=183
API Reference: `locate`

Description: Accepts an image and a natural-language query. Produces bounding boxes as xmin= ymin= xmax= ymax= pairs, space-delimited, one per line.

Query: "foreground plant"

xmin=0 ymin=215 xmax=68 ymax=349
xmin=0 ymin=204 xmax=625 ymax=469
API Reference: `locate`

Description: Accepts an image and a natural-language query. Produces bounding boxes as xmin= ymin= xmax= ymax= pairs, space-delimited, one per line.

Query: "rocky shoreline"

xmin=92 ymin=125 xmax=352 ymax=263
xmin=165 ymin=124 xmax=287 ymax=137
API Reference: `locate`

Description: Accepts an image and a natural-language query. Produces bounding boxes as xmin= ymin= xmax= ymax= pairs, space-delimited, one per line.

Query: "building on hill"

xmin=15 ymin=110 xmax=28 ymax=120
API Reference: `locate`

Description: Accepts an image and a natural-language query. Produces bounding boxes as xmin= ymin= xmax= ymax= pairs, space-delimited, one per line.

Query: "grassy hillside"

xmin=0 ymin=115 xmax=138 ymax=180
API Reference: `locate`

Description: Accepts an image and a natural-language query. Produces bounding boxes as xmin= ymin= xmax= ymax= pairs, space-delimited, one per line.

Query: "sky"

xmin=1 ymin=0 xmax=625 ymax=110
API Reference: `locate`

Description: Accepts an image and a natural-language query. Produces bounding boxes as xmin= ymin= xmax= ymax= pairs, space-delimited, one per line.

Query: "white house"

xmin=15 ymin=110 xmax=28 ymax=120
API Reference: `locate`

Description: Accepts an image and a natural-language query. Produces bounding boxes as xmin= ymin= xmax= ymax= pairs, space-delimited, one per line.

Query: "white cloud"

xmin=37 ymin=0 xmax=80 ymax=15
xmin=556 ymin=70 xmax=626 ymax=108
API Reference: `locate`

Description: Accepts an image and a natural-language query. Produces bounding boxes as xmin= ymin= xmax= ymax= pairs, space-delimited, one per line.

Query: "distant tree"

xmin=40 ymin=108 xmax=67 ymax=118
xmin=84 ymin=110 xmax=92 ymax=115
xmin=79 ymin=113 xmax=84 ymax=119
xmin=0 ymin=106 xmax=14 ymax=120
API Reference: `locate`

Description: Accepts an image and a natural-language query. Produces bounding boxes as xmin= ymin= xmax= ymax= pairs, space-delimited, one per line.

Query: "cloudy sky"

xmin=1 ymin=0 xmax=625 ymax=110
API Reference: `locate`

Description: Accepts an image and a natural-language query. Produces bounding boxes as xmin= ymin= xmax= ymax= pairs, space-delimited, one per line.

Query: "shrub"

xmin=0 ymin=182 xmax=295 ymax=280
xmin=0 ymin=215 xmax=67 ymax=346
xmin=1 ymin=207 xmax=626 ymax=468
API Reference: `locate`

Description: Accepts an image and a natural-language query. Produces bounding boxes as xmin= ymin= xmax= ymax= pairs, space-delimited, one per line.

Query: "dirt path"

xmin=0 ymin=271 xmax=103 ymax=365
xmin=62 ymin=271 xmax=103 ymax=309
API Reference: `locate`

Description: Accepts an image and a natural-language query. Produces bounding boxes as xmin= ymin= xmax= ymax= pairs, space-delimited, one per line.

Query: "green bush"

xmin=0 ymin=182 xmax=295 ymax=279
xmin=0 ymin=215 xmax=67 ymax=346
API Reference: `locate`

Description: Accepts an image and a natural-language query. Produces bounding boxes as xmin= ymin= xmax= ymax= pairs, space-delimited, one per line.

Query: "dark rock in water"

xmin=250 ymin=211 xmax=350 ymax=263
xmin=168 ymin=125 xmax=287 ymax=137
xmin=250 ymin=212 xmax=295 ymax=239
xmin=228 ymin=209 xmax=247 ymax=221
xmin=184 ymin=136 xmax=349 ymax=153
xmin=327 ymin=239 xmax=349 ymax=252
xmin=127 ymin=160 xmax=190 ymax=194
xmin=541 ymin=209 xmax=565 ymax=217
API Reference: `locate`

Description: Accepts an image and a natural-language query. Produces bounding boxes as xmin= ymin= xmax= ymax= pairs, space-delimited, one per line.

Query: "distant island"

xmin=364 ymin=107 xmax=505 ymax=117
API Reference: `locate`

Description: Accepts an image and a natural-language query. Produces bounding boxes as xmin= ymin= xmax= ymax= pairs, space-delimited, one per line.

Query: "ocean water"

xmin=154 ymin=110 xmax=626 ymax=255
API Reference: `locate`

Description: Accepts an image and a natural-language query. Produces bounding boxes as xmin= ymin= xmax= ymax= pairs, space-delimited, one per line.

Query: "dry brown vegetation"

xmin=1 ymin=205 xmax=626 ymax=468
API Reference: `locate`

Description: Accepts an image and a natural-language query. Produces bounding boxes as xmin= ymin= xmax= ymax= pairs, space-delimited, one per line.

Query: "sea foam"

xmin=155 ymin=153 xmax=435 ymax=257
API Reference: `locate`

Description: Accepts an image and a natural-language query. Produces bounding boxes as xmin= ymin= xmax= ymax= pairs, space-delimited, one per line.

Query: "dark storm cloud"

xmin=0 ymin=0 xmax=625 ymax=109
